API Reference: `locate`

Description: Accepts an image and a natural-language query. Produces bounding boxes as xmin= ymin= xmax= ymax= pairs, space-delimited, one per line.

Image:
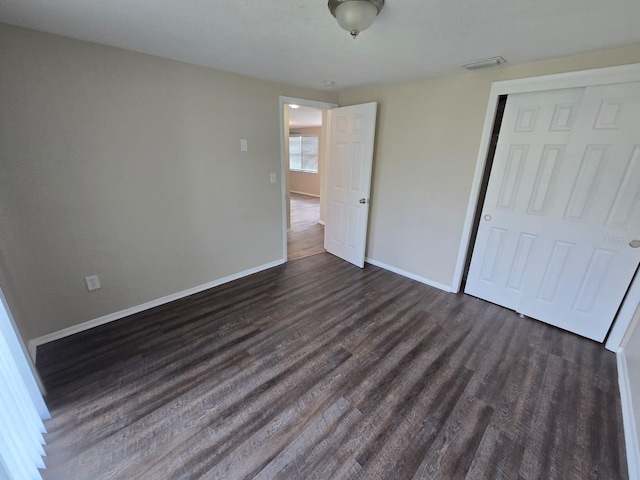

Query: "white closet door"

xmin=465 ymin=83 xmax=640 ymax=342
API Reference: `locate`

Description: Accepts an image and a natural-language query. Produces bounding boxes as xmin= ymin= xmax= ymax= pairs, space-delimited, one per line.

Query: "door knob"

xmin=631 ymin=240 xmax=640 ymax=248
xmin=359 ymin=198 xmax=367 ymax=204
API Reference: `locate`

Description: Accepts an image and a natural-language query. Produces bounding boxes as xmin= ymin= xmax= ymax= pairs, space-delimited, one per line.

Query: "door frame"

xmin=452 ymin=62 xmax=640 ymax=352
xmin=278 ymin=96 xmax=338 ymax=262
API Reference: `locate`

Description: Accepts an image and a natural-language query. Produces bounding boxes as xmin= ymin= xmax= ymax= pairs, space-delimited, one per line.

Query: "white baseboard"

xmin=364 ymin=257 xmax=452 ymax=293
xmin=28 ymin=258 xmax=285 ymax=362
xmin=318 ymin=220 xmax=325 ymax=226
xmin=290 ymin=190 xmax=320 ymax=198
xmin=618 ymin=348 xmax=640 ymax=480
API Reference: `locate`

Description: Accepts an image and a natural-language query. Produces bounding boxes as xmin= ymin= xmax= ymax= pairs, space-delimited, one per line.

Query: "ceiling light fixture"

xmin=289 ymin=104 xmax=301 ymax=109
xmin=328 ymin=0 xmax=384 ymax=39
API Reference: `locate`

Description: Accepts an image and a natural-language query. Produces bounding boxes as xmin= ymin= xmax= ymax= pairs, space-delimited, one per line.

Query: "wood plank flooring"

xmin=36 ymin=253 xmax=627 ymax=479
xmin=288 ymin=193 xmax=324 ymax=261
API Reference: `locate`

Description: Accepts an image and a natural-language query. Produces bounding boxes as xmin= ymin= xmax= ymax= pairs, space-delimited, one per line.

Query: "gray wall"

xmin=0 ymin=23 xmax=337 ymax=342
xmin=339 ymin=44 xmax=640 ymax=288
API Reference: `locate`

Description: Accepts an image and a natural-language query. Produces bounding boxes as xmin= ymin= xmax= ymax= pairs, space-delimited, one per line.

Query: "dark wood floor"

xmin=37 ymin=253 xmax=627 ymax=479
xmin=288 ymin=193 xmax=324 ymax=261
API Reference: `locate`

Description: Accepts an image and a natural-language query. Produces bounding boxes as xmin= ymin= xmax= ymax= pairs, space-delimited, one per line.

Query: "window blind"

xmin=0 ymin=292 xmax=49 ymax=480
xmin=289 ymin=134 xmax=319 ymax=173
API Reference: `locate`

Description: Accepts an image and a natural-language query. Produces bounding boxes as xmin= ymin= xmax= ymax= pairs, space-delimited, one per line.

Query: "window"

xmin=289 ymin=134 xmax=319 ymax=173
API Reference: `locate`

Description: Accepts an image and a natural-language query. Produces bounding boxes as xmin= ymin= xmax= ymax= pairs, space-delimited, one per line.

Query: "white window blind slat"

xmin=0 ymin=297 xmax=48 ymax=479
xmin=0 ymin=349 xmax=46 ymax=447
xmin=289 ymin=134 xmax=319 ymax=173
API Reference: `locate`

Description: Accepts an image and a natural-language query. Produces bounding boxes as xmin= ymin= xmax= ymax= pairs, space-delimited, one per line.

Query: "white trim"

xmin=280 ymin=97 xmax=338 ymax=111
xmin=318 ymin=220 xmax=325 ymax=226
xmin=0 ymin=290 xmax=49 ymax=478
xmin=365 ymin=257 xmax=452 ymax=293
xmin=0 ymin=287 xmax=49 ymax=418
xmin=606 ymin=271 xmax=640 ymax=352
xmin=279 ymin=96 xmax=337 ymax=263
xmin=618 ymin=348 xmax=640 ymax=480
xmin=0 ymin=287 xmax=47 ymax=399
xmin=289 ymin=190 xmax=320 ymax=198
xmin=451 ymin=93 xmax=500 ymax=293
xmin=453 ymin=62 xmax=640 ymax=348
xmin=28 ymin=259 xmax=284 ymax=361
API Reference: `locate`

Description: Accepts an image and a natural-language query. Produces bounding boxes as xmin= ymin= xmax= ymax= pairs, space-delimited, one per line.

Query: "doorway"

xmin=279 ymin=97 xmax=337 ymax=262
xmin=279 ymin=97 xmax=378 ymax=268
xmin=287 ymin=105 xmax=325 ymax=260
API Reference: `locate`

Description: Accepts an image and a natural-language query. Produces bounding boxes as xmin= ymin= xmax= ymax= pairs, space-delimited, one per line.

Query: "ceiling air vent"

xmin=461 ymin=56 xmax=507 ymax=71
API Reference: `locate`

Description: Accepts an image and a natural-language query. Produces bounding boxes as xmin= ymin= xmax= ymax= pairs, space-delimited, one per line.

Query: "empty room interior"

xmin=2 ymin=1 xmax=640 ymax=479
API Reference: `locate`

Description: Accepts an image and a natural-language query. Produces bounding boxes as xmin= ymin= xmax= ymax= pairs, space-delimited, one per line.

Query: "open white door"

xmin=324 ymin=103 xmax=377 ymax=268
xmin=465 ymin=83 xmax=640 ymax=342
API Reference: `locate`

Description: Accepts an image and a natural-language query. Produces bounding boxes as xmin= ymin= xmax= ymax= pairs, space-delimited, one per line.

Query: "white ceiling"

xmin=289 ymin=106 xmax=323 ymax=129
xmin=2 ymin=0 xmax=640 ymax=91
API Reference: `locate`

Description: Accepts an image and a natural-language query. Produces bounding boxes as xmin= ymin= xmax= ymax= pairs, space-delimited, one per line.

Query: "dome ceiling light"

xmin=328 ymin=0 xmax=385 ymax=39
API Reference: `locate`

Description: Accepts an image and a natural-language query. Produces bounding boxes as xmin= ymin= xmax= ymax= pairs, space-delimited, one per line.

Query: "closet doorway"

xmin=455 ymin=63 xmax=640 ymax=349
xmin=465 ymin=83 xmax=640 ymax=342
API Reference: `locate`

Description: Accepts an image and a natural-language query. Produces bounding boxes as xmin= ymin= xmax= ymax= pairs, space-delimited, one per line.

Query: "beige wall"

xmin=4 ymin=21 xmax=640 ymax=346
xmin=339 ymin=44 xmax=640 ymax=288
xmin=0 ymin=23 xmax=337 ymax=342
xmin=289 ymin=126 xmax=322 ymax=196
xmin=290 ymin=172 xmax=320 ymax=197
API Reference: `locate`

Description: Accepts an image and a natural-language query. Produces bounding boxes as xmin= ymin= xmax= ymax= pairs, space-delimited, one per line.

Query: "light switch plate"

xmin=240 ymin=139 xmax=248 ymax=152
xmin=270 ymin=173 xmax=277 ymax=184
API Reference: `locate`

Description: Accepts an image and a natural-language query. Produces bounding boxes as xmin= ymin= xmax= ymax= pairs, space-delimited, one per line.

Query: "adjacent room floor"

xmin=36 ymin=253 xmax=627 ymax=479
xmin=287 ymin=193 xmax=324 ymax=261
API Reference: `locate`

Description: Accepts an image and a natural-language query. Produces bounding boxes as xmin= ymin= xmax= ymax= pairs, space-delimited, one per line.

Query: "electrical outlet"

xmin=240 ymin=139 xmax=248 ymax=152
xmin=85 ymin=275 xmax=101 ymax=291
